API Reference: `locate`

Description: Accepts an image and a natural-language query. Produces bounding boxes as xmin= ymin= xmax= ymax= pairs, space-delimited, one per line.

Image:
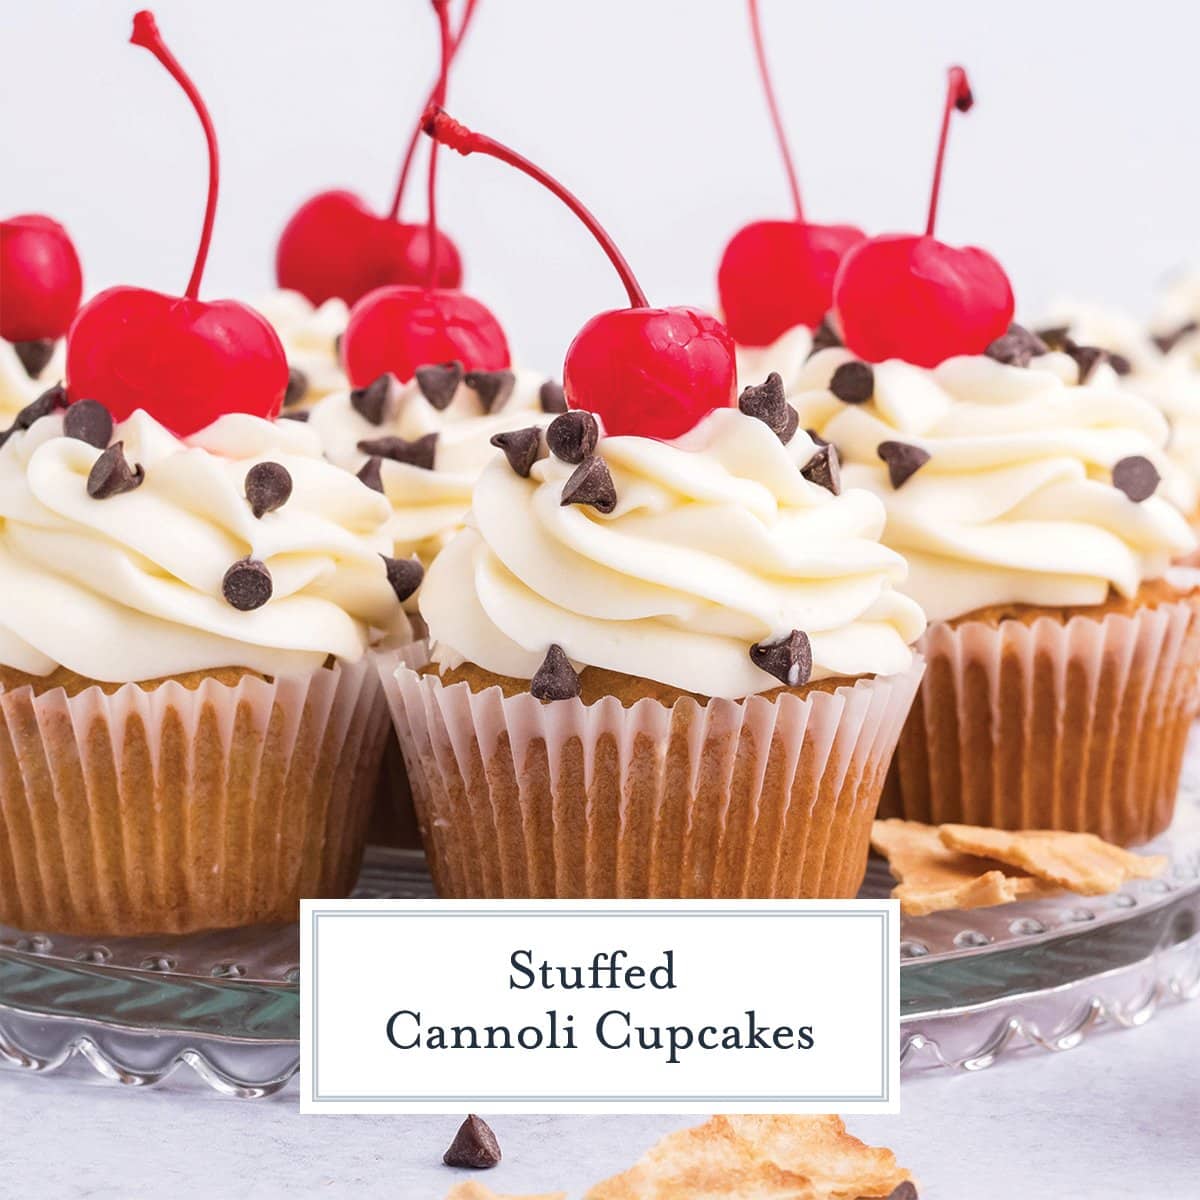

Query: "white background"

xmin=3 ymin=0 xmax=1199 ymax=376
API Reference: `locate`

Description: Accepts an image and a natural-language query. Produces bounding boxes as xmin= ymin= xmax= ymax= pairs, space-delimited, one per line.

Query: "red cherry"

xmin=426 ymin=109 xmax=736 ymax=440
xmin=274 ymin=0 xmax=474 ymax=306
xmin=832 ymin=66 xmax=1014 ymax=367
xmin=65 ymin=12 xmax=286 ymax=435
xmin=716 ymin=1 xmax=865 ymax=347
xmin=342 ymin=286 xmax=509 ymax=386
xmin=0 ymin=214 xmax=83 ymax=342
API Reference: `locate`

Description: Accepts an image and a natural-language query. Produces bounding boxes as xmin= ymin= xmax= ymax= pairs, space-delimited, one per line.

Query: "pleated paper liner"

xmin=379 ymin=646 xmax=924 ymax=899
xmin=881 ymin=592 xmax=1200 ymax=846
xmin=0 ymin=656 xmax=390 ymax=937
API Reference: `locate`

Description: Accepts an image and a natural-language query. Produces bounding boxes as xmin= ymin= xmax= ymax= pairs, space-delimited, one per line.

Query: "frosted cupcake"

xmin=254 ymin=288 xmax=349 ymax=410
xmin=789 ymin=330 xmax=1200 ymax=844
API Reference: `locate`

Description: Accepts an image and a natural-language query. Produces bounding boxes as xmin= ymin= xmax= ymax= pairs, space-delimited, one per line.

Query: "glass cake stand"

xmin=2 ymin=754 xmax=1198 ymax=1097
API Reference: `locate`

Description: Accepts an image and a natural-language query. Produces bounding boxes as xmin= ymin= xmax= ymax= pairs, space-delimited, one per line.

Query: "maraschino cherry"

xmin=716 ymin=0 xmax=864 ymax=347
xmin=340 ymin=2 xmax=510 ymax=388
xmin=425 ymin=109 xmax=735 ymax=439
xmin=0 ymin=214 xmax=83 ymax=344
xmin=274 ymin=0 xmax=477 ymax=306
xmin=832 ymin=66 xmax=1014 ymax=368
xmin=66 ymin=11 xmax=287 ymax=435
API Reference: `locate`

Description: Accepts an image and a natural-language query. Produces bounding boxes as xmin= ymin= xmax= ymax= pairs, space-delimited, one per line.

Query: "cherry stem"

xmin=925 ymin=65 xmax=973 ymax=238
xmin=424 ymin=0 xmax=453 ymax=288
xmin=387 ymin=0 xmax=479 ymax=222
xmin=748 ymin=0 xmax=803 ymax=221
xmin=130 ymin=10 xmax=217 ymax=301
xmin=424 ymin=107 xmax=649 ymax=308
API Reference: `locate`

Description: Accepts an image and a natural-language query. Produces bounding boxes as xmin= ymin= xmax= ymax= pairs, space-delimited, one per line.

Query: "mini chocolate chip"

xmin=829 ymin=360 xmax=874 ymax=404
xmin=279 ymin=409 xmax=310 ymax=422
xmin=547 ymin=410 xmax=599 ymax=464
xmin=738 ymin=372 xmax=792 ymax=439
xmin=1153 ymin=320 xmax=1198 ymax=355
xmin=414 ymin=360 xmax=464 ymax=410
xmin=222 ymin=558 xmax=273 ymax=611
xmin=877 ymin=440 xmax=931 ymax=489
xmin=1109 ymin=352 xmax=1132 ymax=376
xmin=985 ymin=323 xmax=1049 ymax=368
xmin=284 ymin=366 xmax=309 ymax=408
xmin=442 ymin=1114 xmax=502 ymax=1169
xmin=490 ymin=426 xmax=542 ymax=477
xmin=464 ymin=369 xmax=516 ymax=414
xmin=63 ymin=399 xmax=113 ymax=449
xmin=538 ymin=379 xmax=567 ymax=413
xmin=560 ymin=455 xmax=617 ymax=514
xmin=1112 ymin=455 xmax=1160 ymax=502
xmin=750 ymin=630 xmax=812 ymax=688
xmin=245 ymin=461 xmax=293 ymax=518
xmin=350 ymin=374 xmax=397 ymax=425
xmin=530 ymin=645 xmax=581 ymax=702
xmin=13 ymin=338 xmax=55 ymax=379
xmin=779 ymin=404 xmax=799 ymax=444
xmin=1035 ymin=324 xmax=1074 ymax=352
xmin=1067 ymin=344 xmax=1107 ymax=383
xmin=14 ymin=382 xmax=67 ymax=431
xmin=356 ymin=432 xmax=438 ymax=470
xmin=86 ymin=442 xmax=144 ymax=499
xmin=382 ymin=554 xmax=424 ymax=603
xmin=801 ymin=443 xmax=841 ymax=495
xmin=806 ymin=427 xmax=830 ymax=448
xmin=357 ymin=456 xmax=385 ymax=493
xmin=809 ymin=316 xmax=843 ymax=356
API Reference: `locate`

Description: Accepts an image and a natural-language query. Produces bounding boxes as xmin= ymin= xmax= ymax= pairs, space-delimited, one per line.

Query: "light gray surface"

xmin=1 ymin=999 xmax=1196 ymax=1199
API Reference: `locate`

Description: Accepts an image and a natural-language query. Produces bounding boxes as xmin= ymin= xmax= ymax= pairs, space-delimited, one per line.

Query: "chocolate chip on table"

xmin=801 ymin=443 xmax=841 ymax=495
xmin=245 ymin=461 xmax=293 ymax=518
xmin=877 ymin=440 xmax=930 ymax=489
xmin=63 ymin=399 xmax=113 ymax=449
xmin=738 ymin=372 xmax=794 ymax=441
xmin=538 ymin=379 xmax=567 ymax=413
xmin=414 ymin=360 xmax=464 ymax=410
xmin=560 ymin=455 xmax=617 ymax=513
xmin=284 ymin=366 xmax=309 ymax=408
xmin=829 ymin=360 xmax=874 ymax=404
xmin=357 ymin=456 xmax=385 ymax=493
xmin=530 ymin=645 xmax=581 ymax=702
xmin=222 ymin=558 xmax=273 ymax=611
xmin=809 ymin=315 xmax=843 ymax=356
xmin=750 ymin=630 xmax=813 ymax=688
xmin=87 ymin=441 xmax=144 ymax=498
xmin=547 ymin=410 xmax=599 ymax=464
xmin=490 ymin=426 xmax=543 ymax=477
xmin=356 ymin=432 xmax=438 ymax=470
xmin=382 ymin=554 xmax=424 ymax=603
xmin=13 ymin=338 xmax=55 ymax=379
xmin=1112 ymin=455 xmax=1160 ymax=502
xmin=1153 ymin=320 xmax=1198 ymax=355
xmin=350 ymin=373 xmax=397 ymax=425
xmin=443 ymin=1114 xmax=502 ymax=1169
xmin=985 ymin=322 xmax=1048 ymax=368
xmin=464 ymin=369 xmax=516 ymax=413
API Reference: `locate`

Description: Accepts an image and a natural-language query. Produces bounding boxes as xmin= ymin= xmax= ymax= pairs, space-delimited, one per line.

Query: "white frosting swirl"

xmin=788 ymin=349 xmax=1196 ymax=623
xmin=308 ymin=368 xmax=556 ymax=572
xmin=254 ymin=289 xmax=348 ymax=405
xmin=0 ymin=339 xmax=66 ymax=422
xmin=0 ymin=409 xmax=403 ymax=682
xmin=735 ymin=324 xmax=814 ymax=398
xmin=421 ymin=408 xmax=924 ymax=698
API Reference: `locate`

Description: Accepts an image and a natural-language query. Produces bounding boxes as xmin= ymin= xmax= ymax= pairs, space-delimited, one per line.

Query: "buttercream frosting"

xmin=0 ymin=338 xmax=66 ymax=422
xmin=254 ymin=289 xmax=348 ymax=406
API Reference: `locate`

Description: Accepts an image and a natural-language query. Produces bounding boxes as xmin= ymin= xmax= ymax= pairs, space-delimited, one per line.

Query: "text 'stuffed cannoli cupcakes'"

xmin=380 ymin=109 xmax=926 ymax=900
xmin=254 ymin=289 xmax=349 ymax=411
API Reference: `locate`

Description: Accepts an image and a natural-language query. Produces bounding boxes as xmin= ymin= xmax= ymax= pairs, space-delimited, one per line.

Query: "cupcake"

xmin=254 ymin=288 xmax=349 ymax=412
xmin=788 ymin=331 xmax=1200 ymax=844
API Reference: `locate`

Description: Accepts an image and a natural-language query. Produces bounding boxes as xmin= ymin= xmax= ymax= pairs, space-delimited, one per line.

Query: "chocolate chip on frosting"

xmin=538 ymin=379 xmax=567 ymax=413
xmin=809 ymin=316 xmax=843 ymax=357
xmin=829 ymin=360 xmax=874 ymax=404
xmin=222 ymin=558 xmax=273 ymax=611
xmin=356 ymin=432 xmax=438 ymax=470
xmin=738 ymin=372 xmax=796 ymax=442
xmin=284 ymin=366 xmax=309 ymax=408
xmin=357 ymin=456 xmax=385 ymax=493
xmin=750 ymin=630 xmax=812 ymax=688
xmin=13 ymin=338 xmax=55 ymax=380
xmin=984 ymin=323 xmax=1048 ymax=368
xmin=1108 ymin=352 xmax=1132 ymax=376
xmin=15 ymin=382 xmax=67 ymax=431
xmin=877 ymin=440 xmax=930 ymax=489
xmin=530 ymin=644 xmax=581 ymax=702
xmin=414 ymin=360 xmax=463 ymax=410
xmin=86 ymin=441 xmax=144 ymax=499
xmin=547 ymin=410 xmax=599 ymax=464
xmin=1112 ymin=455 xmax=1160 ymax=502
xmin=382 ymin=554 xmax=424 ymax=603
xmin=464 ymin=369 xmax=516 ymax=413
xmin=560 ymin=455 xmax=617 ymax=514
xmin=1035 ymin=324 xmax=1075 ymax=353
xmin=1153 ymin=320 xmax=1198 ymax=355
xmin=801 ymin=443 xmax=841 ymax=495
xmin=245 ymin=461 xmax=293 ymax=518
xmin=279 ymin=409 xmax=310 ymax=422
xmin=350 ymin=373 xmax=397 ymax=425
xmin=63 ymin=399 xmax=113 ymax=449
xmin=442 ymin=1115 xmax=502 ymax=1169
xmin=1066 ymin=344 xmax=1108 ymax=384
xmin=490 ymin=426 xmax=543 ymax=477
